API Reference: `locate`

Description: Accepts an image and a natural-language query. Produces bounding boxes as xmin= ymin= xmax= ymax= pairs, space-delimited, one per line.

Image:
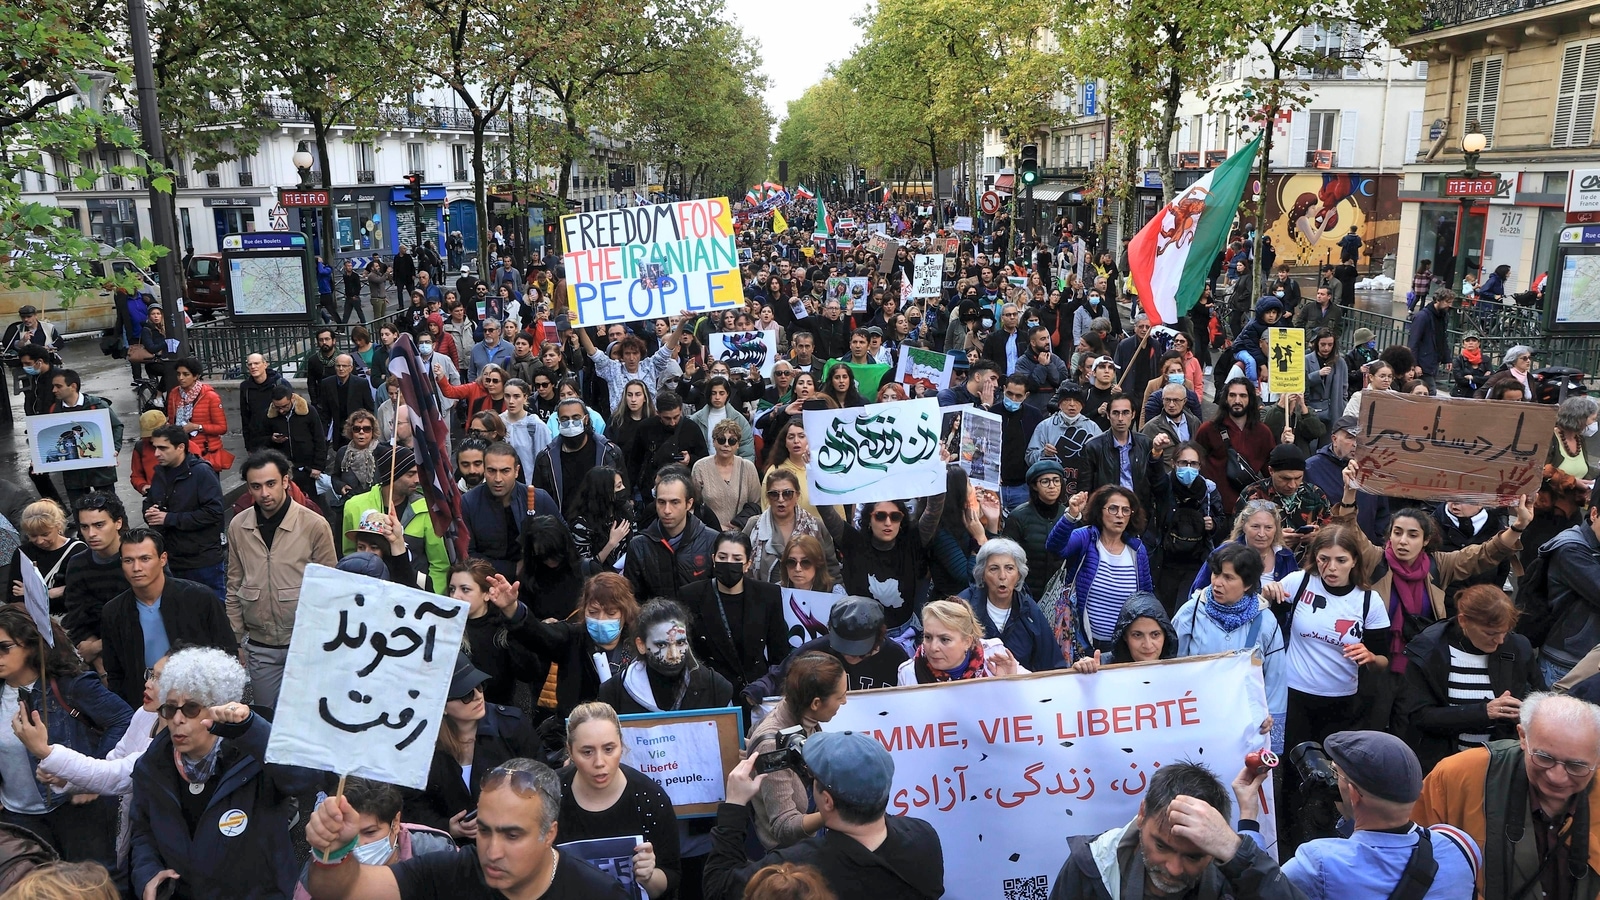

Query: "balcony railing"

xmin=453 ymin=168 xmax=470 ymax=182
xmin=356 ymin=170 xmax=376 ymax=184
xmin=238 ymin=172 xmax=253 ymax=186
xmin=1415 ymin=0 xmax=1565 ymax=31
xmin=256 ymin=96 xmax=507 ymax=132
xmin=205 ymin=172 xmax=221 ymax=187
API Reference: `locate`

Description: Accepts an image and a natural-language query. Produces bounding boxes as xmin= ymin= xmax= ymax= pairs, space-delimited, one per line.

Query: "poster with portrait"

xmin=848 ymin=277 xmax=871 ymax=313
xmin=27 ymin=408 xmax=115 ymax=474
xmin=958 ymin=406 xmax=1003 ymax=491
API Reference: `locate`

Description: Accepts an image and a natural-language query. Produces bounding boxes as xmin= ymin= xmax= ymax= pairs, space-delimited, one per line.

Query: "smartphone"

xmin=17 ymin=690 xmax=33 ymax=720
xmin=1295 ymin=525 xmax=1318 ymax=534
xmin=461 ymin=808 xmax=478 ymax=824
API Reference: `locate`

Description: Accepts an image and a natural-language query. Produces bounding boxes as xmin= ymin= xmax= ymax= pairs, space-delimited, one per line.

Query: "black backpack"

xmin=1163 ymin=503 xmax=1209 ymax=561
xmin=1513 ymin=548 xmax=1560 ymax=647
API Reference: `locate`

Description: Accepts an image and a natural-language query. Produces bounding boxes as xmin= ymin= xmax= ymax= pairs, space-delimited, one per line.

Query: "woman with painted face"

xmin=597 ymin=599 xmax=734 ymax=715
xmin=512 ymin=573 xmax=641 ymax=718
xmin=556 ymin=702 xmax=682 ymax=899
xmin=680 ymin=532 xmax=790 ymax=705
xmin=291 ymin=777 xmax=455 ymax=900
xmin=403 ymin=652 xmax=539 ymax=842
xmin=745 ymin=653 xmax=849 ymax=850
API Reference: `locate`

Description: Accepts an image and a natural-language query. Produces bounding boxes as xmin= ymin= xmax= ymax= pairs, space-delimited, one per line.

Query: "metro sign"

xmin=278 ymin=189 xmax=330 ymax=208
xmin=1442 ymin=176 xmax=1498 ymax=197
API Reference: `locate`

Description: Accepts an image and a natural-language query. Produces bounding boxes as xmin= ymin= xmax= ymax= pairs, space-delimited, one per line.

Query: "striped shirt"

xmin=1084 ymin=542 xmax=1138 ymax=642
xmin=1447 ymin=642 xmax=1494 ymax=750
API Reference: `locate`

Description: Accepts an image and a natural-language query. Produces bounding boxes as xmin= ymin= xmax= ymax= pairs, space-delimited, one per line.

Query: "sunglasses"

xmin=158 ymin=700 xmax=207 ymax=720
xmin=350 ymin=425 xmax=374 ymax=433
xmin=872 ymin=510 xmax=905 ymax=524
xmin=76 ymin=494 xmax=115 ymax=510
xmin=483 ymin=765 xmax=543 ymax=797
xmin=715 ymin=436 xmax=739 ymax=447
xmin=766 ymin=489 xmax=796 ymax=500
xmin=784 ymin=557 xmax=815 ymax=569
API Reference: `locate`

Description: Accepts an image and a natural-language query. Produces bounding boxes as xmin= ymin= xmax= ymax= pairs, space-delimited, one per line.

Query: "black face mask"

xmin=645 ymin=649 xmax=687 ymax=678
xmin=713 ymin=562 xmax=745 ymax=588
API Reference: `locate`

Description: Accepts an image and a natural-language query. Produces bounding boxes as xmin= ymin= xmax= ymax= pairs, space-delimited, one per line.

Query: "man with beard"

xmin=1051 ymin=762 xmax=1293 ymax=900
xmin=464 ymin=442 xmax=562 ymax=579
xmin=1304 ymin=415 xmax=1389 ymax=543
xmin=455 ymin=439 xmax=488 ymax=492
xmin=1027 ymin=382 xmax=1102 ymax=499
xmin=1017 ymin=325 xmax=1068 ymax=408
xmin=532 ymin=398 xmax=624 ymax=518
xmin=1114 ymin=314 xmax=1162 ymax=396
xmin=598 ymin=598 xmax=734 ymax=714
xmin=1196 ymin=377 xmax=1277 ymax=515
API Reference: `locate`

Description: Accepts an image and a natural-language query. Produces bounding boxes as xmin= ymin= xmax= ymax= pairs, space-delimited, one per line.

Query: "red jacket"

xmin=1196 ymin=417 xmax=1276 ymax=514
xmin=437 ymin=376 xmax=505 ymax=420
xmin=130 ymin=439 xmax=158 ymax=494
xmin=166 ymin=382 xmax=228 ymax=460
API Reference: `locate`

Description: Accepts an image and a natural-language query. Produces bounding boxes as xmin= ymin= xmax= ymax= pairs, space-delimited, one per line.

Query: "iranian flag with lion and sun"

xmin=1128 ymin=134 xmax=1262 ymax=326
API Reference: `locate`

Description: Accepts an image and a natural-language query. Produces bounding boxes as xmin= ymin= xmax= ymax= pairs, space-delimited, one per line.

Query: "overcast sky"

xmin=725 ymin=0 xmax=868 ymax=128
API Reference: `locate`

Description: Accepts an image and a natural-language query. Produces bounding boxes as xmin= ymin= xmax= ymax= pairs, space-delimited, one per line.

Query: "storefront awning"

xmin=994 ymin=173 xmax=1015 ymax=195
xmin=1028 ymin=183 xmax=1083 ymax=204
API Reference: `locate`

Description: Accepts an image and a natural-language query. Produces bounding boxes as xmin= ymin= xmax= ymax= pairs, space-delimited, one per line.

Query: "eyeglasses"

xmin=0 ymin=641 xmax=18 ymax=655
xmin=1528 ymin=748 xmax=1597 ymax=778
xmin=715 ymin=436 xmax=739 ymax=446
xmin=1034 ymin=477 xmax=1062 ymax=487
xmin=350 ymin=425 xmax=374 ymax=433
xmin=158 ymin=700 xmax=207 ymax=720
xmin=871 ymin=510 xmax=905 ymax=524
xmin=766 ymin=489 xmax=796 ymax=500
xmin=470 ymin=428 xmax=492 ymax=437
xmin=1103 ymin=505 xmax=1133 ymax=515
xmin=784 ymin=558 xmax=815 ymax=569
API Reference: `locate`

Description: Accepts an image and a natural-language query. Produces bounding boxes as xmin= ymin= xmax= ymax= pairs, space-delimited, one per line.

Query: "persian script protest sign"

xmin=780 ymin=587 xmax=840 ymax=650
xmin=1267 ymin=327 xmax=1305 ymax=395
xmin=1352 ymin=392 xmax=1556 ymax=505
xmin=895 ymin=347 xmax=956 ymax=392
xmin=266 ymin=565 xmax=470 ymax=789
xmin=805 ymin=398 xmax=944 ymax=505
xmin=829 ymin=653 xmax=1276 ymax=900
xmin=561 ymin=198 xmax=742 ymax=326
xmin=706 ymin=330 xmax=778 ymax=377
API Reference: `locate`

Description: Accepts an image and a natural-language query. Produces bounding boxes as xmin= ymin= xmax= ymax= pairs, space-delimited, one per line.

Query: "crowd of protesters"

xmin=0 ymin=197 xmax=1595 ymax=900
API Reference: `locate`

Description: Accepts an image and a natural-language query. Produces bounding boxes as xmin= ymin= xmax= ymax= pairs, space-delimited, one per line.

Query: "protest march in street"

xmin=6 ymin=174 xmax=1600 ymax=900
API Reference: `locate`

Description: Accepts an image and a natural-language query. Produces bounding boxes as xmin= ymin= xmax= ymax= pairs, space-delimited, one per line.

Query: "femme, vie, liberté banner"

xmin=830 ymin=652 xmax=1277 ymax=900
xmin=561 ymin=198 xmax=743 ymax=327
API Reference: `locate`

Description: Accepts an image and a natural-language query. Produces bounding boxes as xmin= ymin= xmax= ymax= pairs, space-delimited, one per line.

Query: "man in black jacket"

xmin=266 ymin=385 xmax=328 ymax=503
xmin=1084 ymin=395 xmax=1172 ymax=544
xmin=101 ymin=528 xmax=236 ymax=708
xmin=238 ymin=353 xmax=289 ymax=452
xmin=629 ymin=391 xmax=709 ymax=491
xmin=317 ymin=354 xmax=375 ymax=448
xmin=531 ymin=398 xmax=624 ymax=516
xmin=997 ymin=374 xmax=1045 ymax=511
xmin=142 ymin=425 xmax=225 ymax=600
xmin=302 ymin=327 xmax=340 ymax=409
xmin=706 ymin=731 xmax=944 ymax=900
xmin=623 ymin=474 xmax=716 ymax=598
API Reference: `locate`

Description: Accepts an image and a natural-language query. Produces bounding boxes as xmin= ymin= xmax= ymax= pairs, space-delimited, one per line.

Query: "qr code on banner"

xmin=1002 ymin=875 xmax=1050 ymax=900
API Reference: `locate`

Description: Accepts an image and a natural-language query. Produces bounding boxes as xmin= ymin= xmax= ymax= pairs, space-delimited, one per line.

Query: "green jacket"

xmin=1484 ymin=739 xmax=1600 ymax=900
xmin=48 ymin=393 xmax=124 ymax=490
xmin=341 ymin=484 xmax=449 ymax=594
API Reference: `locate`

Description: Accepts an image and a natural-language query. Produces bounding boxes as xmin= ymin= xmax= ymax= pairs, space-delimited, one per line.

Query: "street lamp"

xmin=1452 ymin=125 xmax=1488 ymax=304
xmin=292 ymin=142 xmax=315 ymax=190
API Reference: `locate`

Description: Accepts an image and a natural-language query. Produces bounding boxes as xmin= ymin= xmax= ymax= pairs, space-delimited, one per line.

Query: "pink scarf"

xmin=1383 ymin=544 xmax=1430 ymax=673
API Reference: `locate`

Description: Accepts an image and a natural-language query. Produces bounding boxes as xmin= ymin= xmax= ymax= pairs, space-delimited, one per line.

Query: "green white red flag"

xmin=813 ymin=196 xmax=833 ymax=238
xmin=1128 ymin=134 xmax=1262 ymax=325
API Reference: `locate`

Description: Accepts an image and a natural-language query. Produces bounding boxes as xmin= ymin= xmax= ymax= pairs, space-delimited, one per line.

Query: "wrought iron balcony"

xmin=356 ymin=170 xmax=376 ymax=184
xmin=1415 ymin=0 xmax=1565 ymax=31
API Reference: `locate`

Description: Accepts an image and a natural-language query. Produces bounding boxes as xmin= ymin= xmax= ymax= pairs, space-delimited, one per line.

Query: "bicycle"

xmin=133 ymin=377 xmax=165 ymax=414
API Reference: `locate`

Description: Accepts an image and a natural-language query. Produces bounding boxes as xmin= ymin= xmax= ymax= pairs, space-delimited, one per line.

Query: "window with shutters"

xmin=1308 ymin=110 xmax=1339 ymax=151
xmin=1552 ymin=39 xmax=1600 ymax=148
xmin=1464 ymin=56 xmax=1502 ymax=148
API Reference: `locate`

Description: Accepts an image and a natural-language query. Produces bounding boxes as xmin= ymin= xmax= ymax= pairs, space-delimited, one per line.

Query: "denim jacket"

xmin=16 ymin=672 xmax=133 ymax=811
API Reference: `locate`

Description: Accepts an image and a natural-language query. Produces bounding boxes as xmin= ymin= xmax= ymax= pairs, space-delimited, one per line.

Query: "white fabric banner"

xmin=265 ymin=564 xmax=470 ymax=789
xmin=804 ymin=398 xmax=944 ymax=506
xmin=829 ymin=653 xmax=1277 ymax=900
xmin=706 ymin=329 xmax=778 ymax=377
xmin=912 ymin=254 xmax=943 ymax=297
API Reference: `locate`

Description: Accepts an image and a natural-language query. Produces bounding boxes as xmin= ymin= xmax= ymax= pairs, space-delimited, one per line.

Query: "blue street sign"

xmin=1083 ymin=82 xmax=1097 ymax=116
xmin=223 ymin=232 xmax=306 ymax=250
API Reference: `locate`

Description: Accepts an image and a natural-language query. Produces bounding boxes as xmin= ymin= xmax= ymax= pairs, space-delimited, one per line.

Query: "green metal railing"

xmin=1342 ymin=304 xmax=1600 ymax=380
xmin=186 ymin=311 xmax=405 ymax=380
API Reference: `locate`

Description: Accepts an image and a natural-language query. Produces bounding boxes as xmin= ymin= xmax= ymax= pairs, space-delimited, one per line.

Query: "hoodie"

xmin=1232 ymin=296 xmax=1284 ymax=367
xmin=1108 ymin=591 xmax=1177 ymax=664
xmin=1026 ymin=410 xmax=1103 ymax=496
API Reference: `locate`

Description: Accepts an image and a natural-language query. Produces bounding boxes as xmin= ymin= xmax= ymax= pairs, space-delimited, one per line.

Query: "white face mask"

xmin=417 ymin=343 xmax=433 ymax=357
xmin=1585 ymin=422 xmax=1598 ymax=438
xmin=558 ymin=419 xmax=586 ymax=438
xmin=351 ymin=833 xmax=396 ymax=866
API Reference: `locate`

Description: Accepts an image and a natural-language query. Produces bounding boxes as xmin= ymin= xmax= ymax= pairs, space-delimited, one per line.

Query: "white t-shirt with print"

xmin=1280 ymin=570 xmax=1390 ymax=698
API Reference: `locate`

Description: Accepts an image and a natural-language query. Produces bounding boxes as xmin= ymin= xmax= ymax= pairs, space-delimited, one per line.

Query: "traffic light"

xmin=405 ymin=171 xmax=421 ymax=199
xmin=858 ymin=168 xmax=867 ymax=184
xmin=1019 ymin=144 xmax=1039 ymax=187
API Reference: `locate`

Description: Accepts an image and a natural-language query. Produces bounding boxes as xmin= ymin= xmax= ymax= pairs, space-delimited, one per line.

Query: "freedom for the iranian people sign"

xmin=804 ymin=398 xmax=944 ymax=505
xmin=265 ymin=565 xmax=470 ymax=789
xmin=561 ymin=198 xmax=742 ymax=326
xmin=829 ymin=653 xmax=1276 ymax=900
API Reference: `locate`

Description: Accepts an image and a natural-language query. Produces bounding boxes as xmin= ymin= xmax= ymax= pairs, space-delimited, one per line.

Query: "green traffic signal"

xmin=1021 ymin=169 xmax=1038 ymax=186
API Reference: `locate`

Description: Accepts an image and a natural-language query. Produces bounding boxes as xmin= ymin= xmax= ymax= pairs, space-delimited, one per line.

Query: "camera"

xmin=753 ymin=725 xmax=810 ymax=776
xmin=1289 ymin=741 xmax=1341 ymax=796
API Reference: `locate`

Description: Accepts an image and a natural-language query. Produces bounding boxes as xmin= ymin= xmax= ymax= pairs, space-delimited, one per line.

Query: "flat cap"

xmin=1324 ymin=730 xmax=1423 ymax=803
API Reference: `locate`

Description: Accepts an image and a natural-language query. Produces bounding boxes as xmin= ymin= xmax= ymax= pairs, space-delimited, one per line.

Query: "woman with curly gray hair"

xmin=129 ymin=647 xmax=322 ymax=900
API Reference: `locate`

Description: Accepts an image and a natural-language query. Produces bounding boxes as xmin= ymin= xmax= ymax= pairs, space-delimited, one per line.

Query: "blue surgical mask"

xmin=586 ymin=616 xmax=622 ymax=644
xmin=1167 ymin=373 xmax=1185 ymax=384
xmin=21 ymin=366 xmax=36 ymax=376
xmin=417 ymin=343 xmax=433 ymax=357
xmin=1176 ymin=466 xmax=1199 ymax=486
xmin=1002 ymin=397 xmax=1021 ymax=412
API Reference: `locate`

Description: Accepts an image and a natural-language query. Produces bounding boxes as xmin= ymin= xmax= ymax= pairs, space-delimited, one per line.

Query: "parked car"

xmin=183 ymin=253 xmax=226 ymax=319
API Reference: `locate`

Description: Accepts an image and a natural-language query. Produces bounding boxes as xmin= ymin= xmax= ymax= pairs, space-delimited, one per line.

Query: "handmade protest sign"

xmin=265 ymin=564 xmax=470 ymax=789
xmin=959 ymin=406 xmax=1003 ymax=491
xmin=912 ymin=254 xmax=942 ymax=297
xmin=829 ymin=652 xmax=1276 ymax=900
xmin=780 ymin=587 xmax=840 ymax=649
xmin=805 ymin=398 xmax=944 ymax=504
xmin=706 ymin=329 xmax=777 ymax=377
xmin=896 ymin=347 xmax=956 ymax=392
xmin=560 ymin=198 xmax=741 ymax=327
xmin=27 ymin=408 xmax=115 ymax=474
xmin=865 ymin=233 xmax=896 ymax=258
xmin=848 ymin=276 xmax=870 ymax=313
xmin=1352 ymin=392 xmax=1556 ymax=505
xmin=618 ymin=709 xmax=743 ymax=816
xmin=1267 ymin=327 xmax=1305 ymax=395
xmin=953 ymin=216 xmax=974 ymax=232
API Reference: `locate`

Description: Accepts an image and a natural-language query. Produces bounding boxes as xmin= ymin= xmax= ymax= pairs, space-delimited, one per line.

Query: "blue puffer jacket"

xmin=11 ymin=672 xmax=132 ymax=812
xmin=1232 ymin=297 xmax=1285 ymax=367
xmin=130 ymin=713 xmax=322 ymax=900
xmin=961 ymin=582 xmax=1067 ymax=672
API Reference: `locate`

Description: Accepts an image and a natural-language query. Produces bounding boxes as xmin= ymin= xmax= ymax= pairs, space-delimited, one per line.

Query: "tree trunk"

xmin=1158 ymin=62 xmax=1181 ymax=206
xmin=314 ymin=116 xmax=336 ymax=275
xmin=473 ymin=118 xmax=490 ymax=274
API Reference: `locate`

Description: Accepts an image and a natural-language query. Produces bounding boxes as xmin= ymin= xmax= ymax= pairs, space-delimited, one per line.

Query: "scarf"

xmin=1461 ymin=346 xmax=1483 ymax=366
xmin=1384 ymin=544 xmax=1431 ymax=673
xmin=1202 ymin=587 xmax=1262 ymax=633
xmin=342 ymin=445 xmax=378 ymax=490
xmin=914 ymin=641 xmax=987 ymax=682
xmin=174 ymin=737 xmax=224 ymax=787
xmin=174 ymin=381 xmax=204 ymax=426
